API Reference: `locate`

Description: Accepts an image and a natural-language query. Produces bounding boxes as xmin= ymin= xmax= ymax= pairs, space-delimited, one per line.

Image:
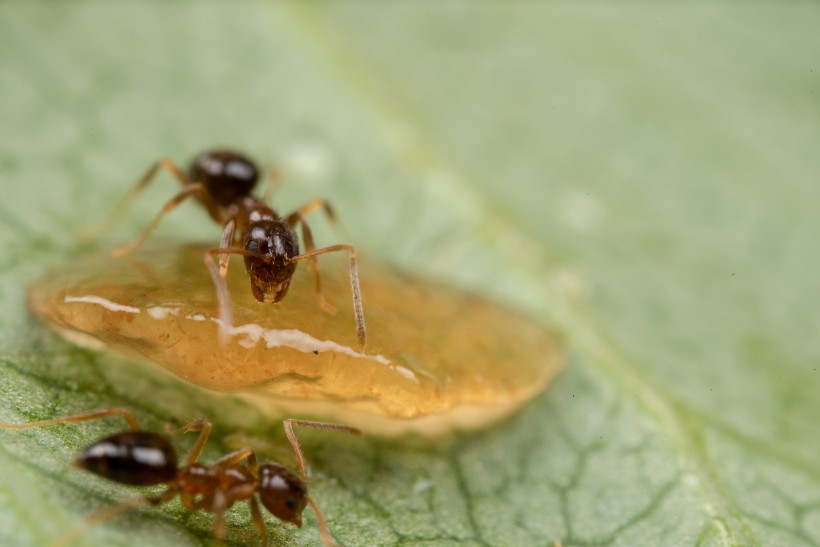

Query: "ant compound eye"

xmin=286 ymin=496 xmax=297 ymax=509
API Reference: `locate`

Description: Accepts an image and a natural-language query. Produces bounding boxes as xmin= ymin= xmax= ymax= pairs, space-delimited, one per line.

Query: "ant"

xmin=0 ymin=407 xmax=361 ymax=546
xmin=96 ymin=149 xmax=366 ymax=349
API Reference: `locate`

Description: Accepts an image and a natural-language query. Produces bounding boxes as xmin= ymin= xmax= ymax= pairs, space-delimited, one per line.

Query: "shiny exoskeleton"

xmin=105 ymin=149 xmax=366 ymax=349
xmin=0 ymin=407 xmax=361 ymax=546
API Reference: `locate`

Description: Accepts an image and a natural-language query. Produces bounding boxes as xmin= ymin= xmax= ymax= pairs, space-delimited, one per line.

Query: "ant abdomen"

xmin=189 ymin=149 xmax=259 ymax=206
xmin=76 ymin=430 xmax=178 ymax=486
xmin=258 ymin=463 xmax=308 ymax=526
xmin=244 ymin=219 xmax=299 ymax=303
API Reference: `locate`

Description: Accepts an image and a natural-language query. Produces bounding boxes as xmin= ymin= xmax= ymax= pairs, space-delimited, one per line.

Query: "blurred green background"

xmin=1 ymin=2 xmax=819 ymax=546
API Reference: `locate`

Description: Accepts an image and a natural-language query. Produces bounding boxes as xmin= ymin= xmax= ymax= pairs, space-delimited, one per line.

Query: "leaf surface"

xmin=0 ymin=2 xmax=819 ymax=546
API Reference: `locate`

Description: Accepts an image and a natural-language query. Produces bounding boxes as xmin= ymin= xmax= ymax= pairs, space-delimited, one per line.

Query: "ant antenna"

xmin=283 ymin=419 xmax=362 ymax=547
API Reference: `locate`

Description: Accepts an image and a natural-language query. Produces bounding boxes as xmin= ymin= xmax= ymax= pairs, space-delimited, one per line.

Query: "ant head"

xmin=75 ymin=431 xmax=178 ymax=486
xmin=258 ymin=463 xmax=308 ymax=526
xmin=189 ymin=149 xmax=259 ymax=206
xmin=243 ymin=219 xmax=299 ymax=303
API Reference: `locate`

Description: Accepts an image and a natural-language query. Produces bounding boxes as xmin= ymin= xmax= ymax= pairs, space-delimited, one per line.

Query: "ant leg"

xmin=217 ymin=218 xmax=237 ymax=276
xmin=282 ymin=419 xmax=362 ymax=481
xmin=287 ymin=244 xmax=367 ymax=350
xmin=286 ymin=212 xmax=335 ymax=314
xmin=214 ymin=512 xmax=226 ymax=542
xmin=249 ymin=497 xmax=268 ymax=547
xmin=214 ymin=447 xmax=259 ymax=474
xmin=112 ymin=183 xmax=214 ymax=257
xmin=0 ymin=407 xmax=141 ymax=432
xmin=171 ymin=419 xmax=213 ymax=465
xmin=288 ymin=197 xmax=353 ymax=244
xmin=55 ymin=489 xmax=177 ymax=547
xmin=203 ymin=247 xmax=272 ymax=341
xmin=82 ymin=158 xmax=221 ymax=241
xmin=291 ymin=198 xmax=347 ymax=235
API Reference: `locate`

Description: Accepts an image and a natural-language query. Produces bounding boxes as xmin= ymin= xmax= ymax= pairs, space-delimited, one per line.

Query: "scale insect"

xmin=97 ymin=149 xmax=367 ymax=349
xmin=0 ymin=408 xmax=361 ymax=546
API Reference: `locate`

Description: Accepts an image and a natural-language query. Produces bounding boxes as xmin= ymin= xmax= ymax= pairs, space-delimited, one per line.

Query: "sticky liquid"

xmin=28 ymin=243 xmax=563 ymax=435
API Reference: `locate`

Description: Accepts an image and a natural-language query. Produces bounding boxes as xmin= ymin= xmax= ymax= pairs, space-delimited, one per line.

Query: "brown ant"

xmin=0 ymin=407 xmax=361 ymax=546
xmin=96 ymin=149 xmax=366 ymax=348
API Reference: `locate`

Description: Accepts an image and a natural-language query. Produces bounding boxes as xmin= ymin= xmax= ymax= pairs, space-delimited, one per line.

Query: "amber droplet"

xmin=28 ymin=244 xmax=563 ymax=435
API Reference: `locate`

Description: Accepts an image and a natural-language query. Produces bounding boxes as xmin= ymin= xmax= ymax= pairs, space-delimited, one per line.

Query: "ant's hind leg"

xmin=0 ymin=407 xmax=141 ymax=432
xmin=286 ymin=212 xmax=335 ymax=314
xmin=287 ymin=244 xmax=367 ymax=349
xmin=54 ymin=489 xmax=178 ymax=547
xmin=82 ymin=158 xmax=220 ymax=241
xmin=112 ymin=183 xmax=215 ymax=257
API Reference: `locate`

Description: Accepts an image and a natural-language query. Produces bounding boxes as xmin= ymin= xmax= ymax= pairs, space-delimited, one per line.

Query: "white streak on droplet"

xmin=147 ymin=306 xmax=181 ymax=320
xmin=394 ymin=366 xmax=419 ymax=384
xmin=64 ymin=295 xmax=140 ymax=314
xmin=221 ymin=321 xmax=391 ymax=365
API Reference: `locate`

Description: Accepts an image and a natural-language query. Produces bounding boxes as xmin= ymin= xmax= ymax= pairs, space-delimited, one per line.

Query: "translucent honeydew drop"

xmin=28 ymin=243 xmax=564 ymax=435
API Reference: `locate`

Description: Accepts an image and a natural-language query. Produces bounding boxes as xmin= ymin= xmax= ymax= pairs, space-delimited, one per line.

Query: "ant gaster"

xmin=0 ymin=408 xmax=361 ymax=546
xmin=98 ymin=149 xmax=366 ymax=349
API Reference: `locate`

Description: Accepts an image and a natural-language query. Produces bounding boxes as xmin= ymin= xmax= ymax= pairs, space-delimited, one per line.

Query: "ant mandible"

xmin=99 ymin=149 xmax=367 ymax=349
xmin=0 ymin=408 xmax=361 ymax=546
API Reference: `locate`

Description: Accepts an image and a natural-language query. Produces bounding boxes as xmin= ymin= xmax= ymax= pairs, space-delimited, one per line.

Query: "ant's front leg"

xmin=288 ymin=243 xmax=367 ymax=350
xmin=217 ymin=218 xmax=236 ymax=276
xmin=203 ymin=244 xmax=269 ymax=343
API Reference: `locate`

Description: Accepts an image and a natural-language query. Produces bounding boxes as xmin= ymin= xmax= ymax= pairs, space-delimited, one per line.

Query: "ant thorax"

xmin=176 ymin=464 xmax=257 ymax=508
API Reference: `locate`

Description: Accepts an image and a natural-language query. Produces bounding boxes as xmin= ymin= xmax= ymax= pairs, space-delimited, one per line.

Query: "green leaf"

xmin=1 ymin=2 xmax=819 ymax=546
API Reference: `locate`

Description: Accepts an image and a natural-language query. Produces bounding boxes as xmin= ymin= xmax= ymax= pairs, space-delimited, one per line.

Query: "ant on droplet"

xmin=95 ymin=149 xmax=366 ymax=349
xmin=0 ymin=408 xmax=361 ymax=546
